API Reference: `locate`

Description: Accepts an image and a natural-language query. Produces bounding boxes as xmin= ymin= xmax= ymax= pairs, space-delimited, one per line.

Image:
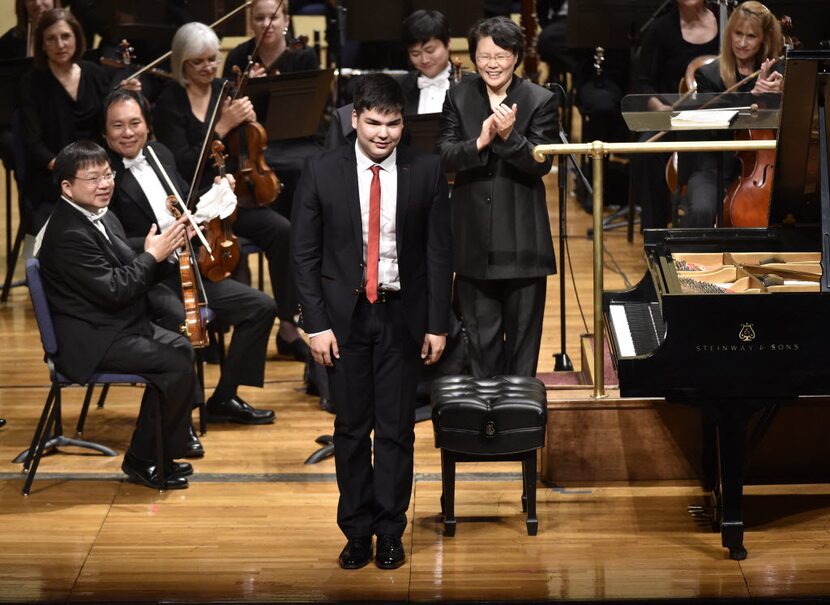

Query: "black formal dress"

xmin=222 ymin=37 xmax=319 ymax=79
xmin=0 ymin=27 xmax=26 ymax=59
xmin=631 ymin=8 xmax=720 ymax=229
xmin=19 ymin=60 xmax=110 ymax=233
xmin=438 ymin=74 xmax=558 ymax=378
xmin=291 ymin=144 xmax=452 ymax=539
xmin=153 ymin=80 xmax=298 ymax=325
xmin=107 ymin=141 xmax=277 ymax=401
xmin=37 ymin=199 xmax=193 ymax=461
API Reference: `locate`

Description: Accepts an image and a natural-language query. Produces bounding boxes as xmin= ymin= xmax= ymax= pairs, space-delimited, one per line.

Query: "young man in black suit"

xmin=292 ymin=74 xmax=452 ymax=570
xmin=101 ymin=90 xmax=277 ymax=440
xmin=37 ymin=140 xmax=196 ymax=489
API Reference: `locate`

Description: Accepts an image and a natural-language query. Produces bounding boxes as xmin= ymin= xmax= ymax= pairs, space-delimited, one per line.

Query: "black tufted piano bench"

xmin=431 ymin=375 xmax=548 ymax=536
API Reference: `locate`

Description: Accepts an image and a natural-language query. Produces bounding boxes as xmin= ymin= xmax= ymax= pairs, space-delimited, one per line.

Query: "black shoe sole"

xmin=205 ymin=413 xmax=275 ymax=425
xmin=123 ymin=471 xmax=189 ymax=490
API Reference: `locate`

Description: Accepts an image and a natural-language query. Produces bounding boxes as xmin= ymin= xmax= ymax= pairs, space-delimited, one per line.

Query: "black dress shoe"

xmin=375 ymin=535 xmax=405 ymax=569
xmin=277 ymin=333 xmax=310 ymax=361
xmin=121 ymin=451 xmax=188 ymax=490
xmin=182 ymin=425 xmax=205 ymax=459
xmin=206 ymin=396 xmax=275 ymax=425
xmin=166 ymin=461 xmax=193 ymax=479
xmin=0 ymin=418 xmax=5 ymax=428
xmin=338 ymin=536 xmax=373 ymax=570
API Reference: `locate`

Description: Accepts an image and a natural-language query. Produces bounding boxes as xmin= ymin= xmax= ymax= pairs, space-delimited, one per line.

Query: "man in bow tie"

xmin=37 ymin=140 xmax=198 ymax=490
xmin=102 ymin=90 xmax=279 ymax=454
xmin=325 ymin=9 xmax=472 ymax=149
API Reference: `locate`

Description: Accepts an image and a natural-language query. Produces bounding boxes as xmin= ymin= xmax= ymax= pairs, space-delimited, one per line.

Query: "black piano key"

xmin=622 ymin=302 xmax=665 ymax=356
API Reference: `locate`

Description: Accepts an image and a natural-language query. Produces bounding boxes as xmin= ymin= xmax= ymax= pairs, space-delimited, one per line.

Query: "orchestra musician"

xmin=19 ymin=8 xmax=140 ymax=238
xmin=631 ymin=0 xmax=719 ymax=229
xmin=222 ymin=0 xmax=319 ymax=79
xmin=103 ymin=90 xmax=278 ymax=430
xmin=153 ymin=22 xmax=308 ymax=359
xmin=0 ymin=0 xmax=53 ymax=58
xmin=291 ymin=73 xmax=451 ymax=570
xmin=681 ymin=1 xmax=783 ymax=227
xmin=437 ymin=16 xmax=558 ymax=379
xmin=36 ymin=140 xmax=197 ymax=490
xmin=325 ymin=9 xmax=474 ymax=149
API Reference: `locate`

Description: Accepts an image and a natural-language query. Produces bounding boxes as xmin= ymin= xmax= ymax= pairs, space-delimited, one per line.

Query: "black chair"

xmin=431 ymin=375 xmax=547 ymax=536
xmin=18 ymin=259 xmax=165 ymax=495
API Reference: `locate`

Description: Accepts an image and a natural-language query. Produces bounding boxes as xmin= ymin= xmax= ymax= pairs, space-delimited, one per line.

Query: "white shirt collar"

xmin=354 ymin=141 xmax=397 ymax=173
xmin=63 ymin=195 xmax=109 ymax=223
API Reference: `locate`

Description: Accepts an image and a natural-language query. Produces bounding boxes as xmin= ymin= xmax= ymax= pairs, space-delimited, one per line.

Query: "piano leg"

xmin=715 ymin=407 xmax=749 ymax=561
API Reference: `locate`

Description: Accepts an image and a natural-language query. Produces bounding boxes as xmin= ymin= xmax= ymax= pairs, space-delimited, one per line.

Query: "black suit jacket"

xmin=37 ymin=200 xmax=158 ymax=384
xmin=438 ymin=74 xmax=558 ymax=280
xmin=291 ymin=144 xmax=452 ymax=345
xmin=108 ymin=141 xmax=191 ymax=249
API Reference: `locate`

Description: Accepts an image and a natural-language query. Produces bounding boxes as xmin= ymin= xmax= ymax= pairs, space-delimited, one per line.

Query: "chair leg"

xmin=441 ymin=450 xmax=456 ymax=536
xmin=152 ymin=387 xmax=166 ymax=491
xmin=524 ymin=452 xmax=539 ymax=536
xmin=257 ymin=251 xmax=264 ymax=291
xmin=21 ymin=385 xmax=57 ymax=471
xmin=1 ymin=219 xmax=25 ymax=304
xmin=22 ymin=387 xmax=60 ymax=495
xmin=76 ymin=384 xmax=96 ymax=436
xmin=96 ymin=383 xmax=110 ymax=409
xmin=195 ymin=359 xmax=206 ymax=435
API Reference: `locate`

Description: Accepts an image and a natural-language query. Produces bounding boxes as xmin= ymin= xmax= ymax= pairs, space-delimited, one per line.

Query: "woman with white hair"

xmin=153 ymin=21 xmax=308 ymax=360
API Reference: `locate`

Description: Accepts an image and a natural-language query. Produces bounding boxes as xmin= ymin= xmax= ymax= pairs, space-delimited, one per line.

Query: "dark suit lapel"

xmin=395 ymin=148 xmax=410 ymax=258
xmin=340 ymin=146 xmax=363 ymax=263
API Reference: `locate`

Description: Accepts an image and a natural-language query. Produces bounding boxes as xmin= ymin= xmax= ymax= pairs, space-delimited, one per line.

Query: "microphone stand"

xmin=548 ymin=83 xmax=593 ymax=372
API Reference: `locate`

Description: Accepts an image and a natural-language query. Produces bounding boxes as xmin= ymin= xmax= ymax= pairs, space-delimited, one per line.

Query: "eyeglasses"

xmin=185 ymin=56 xmax=219 ymax=68
xmin=44 ymin=31 xmax=73 ymax=46
xmin=74 ymin=171 xmax=116 ymax=186
xmin=474 ymin=53 xmax=514 ymax=66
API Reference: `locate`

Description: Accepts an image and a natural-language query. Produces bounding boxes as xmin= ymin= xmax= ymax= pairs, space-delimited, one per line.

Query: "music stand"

xmin=0 ymin=58 xmax=32 ymax=304
xmin=245 ymin=69 xmax=335 ymax=141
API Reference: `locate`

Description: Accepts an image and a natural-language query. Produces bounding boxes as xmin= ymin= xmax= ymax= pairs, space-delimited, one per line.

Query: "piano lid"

xmin=770 ymin=50 xmax=830 ymax=227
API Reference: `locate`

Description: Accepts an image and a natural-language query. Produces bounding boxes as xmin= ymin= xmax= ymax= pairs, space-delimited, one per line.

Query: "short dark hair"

xmin=403 ymin=9 xmax=450 ymax=47
xmin=101 ymin=89 xmax=153 ymax=137
xmin=54 ymin=141 xmax=111 ymax=185
xmin=467 ymin=16 xmax=524 ymax=67
xmin=33 ymin=8 xmax=86 ymax=70
xmin=352 ymin=73 xmax=406 ymax=116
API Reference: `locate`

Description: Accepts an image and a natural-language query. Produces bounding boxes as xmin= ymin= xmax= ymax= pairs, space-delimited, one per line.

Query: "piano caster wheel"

xmin=729 ymin=546 xmax=747 ymax=561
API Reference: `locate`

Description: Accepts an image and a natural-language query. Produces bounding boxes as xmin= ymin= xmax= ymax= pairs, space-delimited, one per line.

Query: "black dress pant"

xmin=233 ymin=205 xmax=298 ymax=323
xmin=149 ymin=276 xmax=277 ymax=390
xmin=97 ymin=323 xmax=194 ymax=461
xmin=455 ymin=275 xmax=547 ymax=378
xmin=328 ymin=297 xmax=421 ymax=539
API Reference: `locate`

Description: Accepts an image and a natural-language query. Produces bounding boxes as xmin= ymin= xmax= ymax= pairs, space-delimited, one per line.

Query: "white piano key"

xmin=609 ymin=304 xmax=637 ymax=358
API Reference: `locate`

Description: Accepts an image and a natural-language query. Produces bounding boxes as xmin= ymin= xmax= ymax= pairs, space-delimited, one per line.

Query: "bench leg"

xmin=523 ymin=453 xmax=538 ymax=536
xmin=441 ymin=450 xmax=456 ymax=536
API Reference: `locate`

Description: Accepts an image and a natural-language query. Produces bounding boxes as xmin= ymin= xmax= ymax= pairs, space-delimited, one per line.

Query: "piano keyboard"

xmin=608 ymin=302 xmax=666 ymax=358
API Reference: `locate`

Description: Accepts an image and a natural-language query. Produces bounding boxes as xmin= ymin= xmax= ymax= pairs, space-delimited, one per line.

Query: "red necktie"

xmin=366 ymin=165 xmax=381 ymax=303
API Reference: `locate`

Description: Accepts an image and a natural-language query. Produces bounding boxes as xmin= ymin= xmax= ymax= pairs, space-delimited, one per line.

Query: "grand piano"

xmin=605 ymin=50 xmax=830 ymax=560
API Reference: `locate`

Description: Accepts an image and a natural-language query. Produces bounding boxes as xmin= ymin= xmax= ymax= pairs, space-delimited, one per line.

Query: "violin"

xmin=198 ymin=141 xmax=242 ymax=281
xmin=166 ymin=195 xmax=210 ymax=349
xmin=224 ymin=3 xmax=284 ymax=209
xmin=101 ymin=40 xmax=175 ymax=82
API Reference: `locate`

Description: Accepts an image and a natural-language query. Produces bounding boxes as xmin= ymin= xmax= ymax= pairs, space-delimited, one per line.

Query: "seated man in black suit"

xmin=36 ymin=140 xmax=196 ymax=489
xmin=325 ymin=9 xmax=471 ymax=149
xmin=293 ymin=74 xmax=452 ymax=570
xmin=102 ymin=90 xmax=277 ymax=434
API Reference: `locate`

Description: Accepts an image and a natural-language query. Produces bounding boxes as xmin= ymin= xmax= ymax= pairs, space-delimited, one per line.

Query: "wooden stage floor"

xmin=3 ymin=170 xmax=830 ymax=603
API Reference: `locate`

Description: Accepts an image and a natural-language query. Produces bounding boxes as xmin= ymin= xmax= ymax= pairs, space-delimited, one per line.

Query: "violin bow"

xmin=129 ymin=0 xmax=254 ymax=82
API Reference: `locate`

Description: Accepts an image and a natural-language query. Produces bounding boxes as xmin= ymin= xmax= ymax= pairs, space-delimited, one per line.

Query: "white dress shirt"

xmin=417 ymin=64 xmax=451 ymax=114
xmin=355 ymin=141 xmax=399 ymax=291
xmin=123 ymin=151 xmax=175 ymax=232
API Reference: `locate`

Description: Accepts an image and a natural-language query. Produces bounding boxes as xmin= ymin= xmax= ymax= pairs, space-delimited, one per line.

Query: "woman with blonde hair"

xmin=682 ymin=2 xmax=784 ymax=227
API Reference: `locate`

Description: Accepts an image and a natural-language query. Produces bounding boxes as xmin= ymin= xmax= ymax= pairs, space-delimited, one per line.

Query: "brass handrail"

xmin=533 ymin=138 xmax=778 ymax=398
